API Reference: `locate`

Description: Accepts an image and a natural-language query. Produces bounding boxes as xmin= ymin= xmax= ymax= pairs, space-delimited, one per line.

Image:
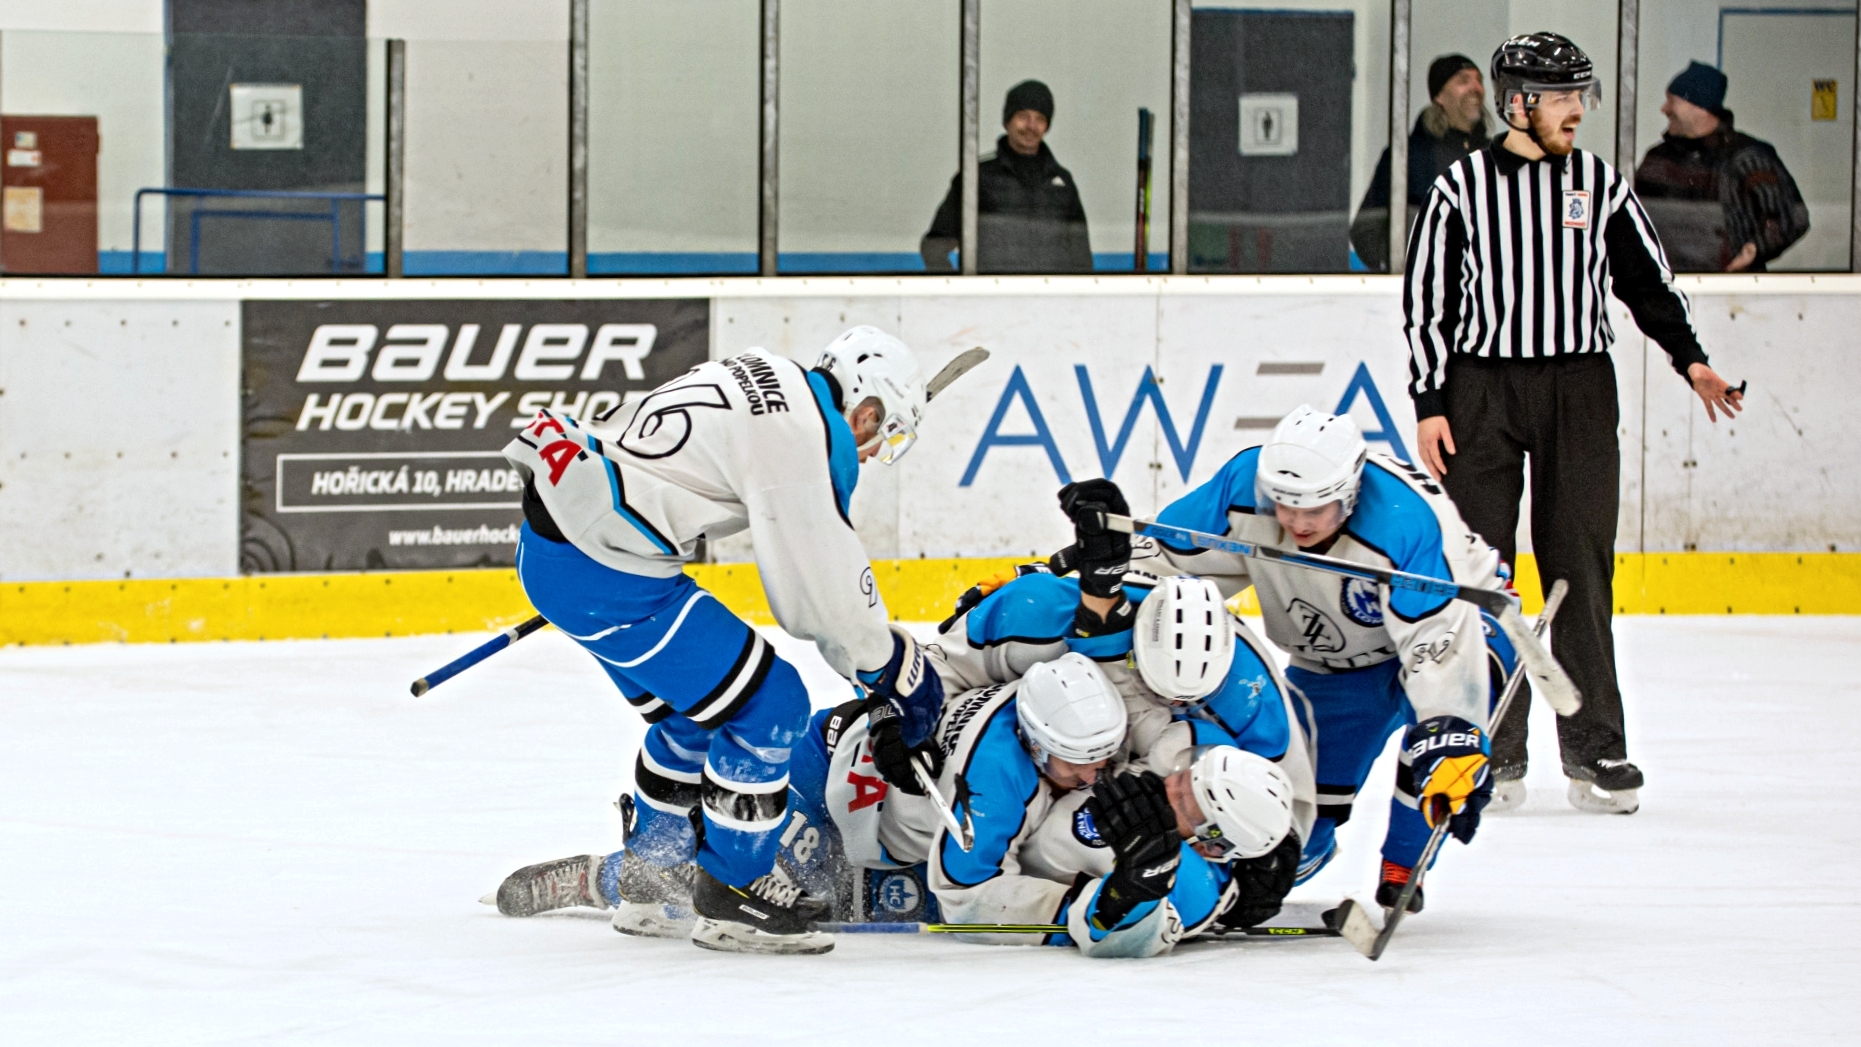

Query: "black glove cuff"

xmin=1073 ymin=597 xmax=1135 ymax=638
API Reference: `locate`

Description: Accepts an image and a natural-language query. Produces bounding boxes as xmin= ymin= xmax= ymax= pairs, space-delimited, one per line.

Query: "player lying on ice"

xmin=1127 ymin=405 xmax=1521 ymax=913
xmin=487 ymin=326 xmax=945 ymax=955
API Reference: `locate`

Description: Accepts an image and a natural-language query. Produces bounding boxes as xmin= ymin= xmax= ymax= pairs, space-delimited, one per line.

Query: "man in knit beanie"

xmin=1349 ymin=54 xmax=1491 ymax=271
xmin=921 ymin=79 xmax=1094 ymax=273
xmin=1634 ymin=61 xmax=1809 ymax=271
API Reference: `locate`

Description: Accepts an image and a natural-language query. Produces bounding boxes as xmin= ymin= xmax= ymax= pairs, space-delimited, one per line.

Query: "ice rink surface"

xmin=3 ymin=617 xmax=1856 ymax=1045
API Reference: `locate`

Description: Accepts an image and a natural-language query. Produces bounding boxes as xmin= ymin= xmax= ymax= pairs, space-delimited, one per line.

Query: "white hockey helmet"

xmin=1015 ymin=653 xmax=1128 ymax=769
xmin=814 ymin=326 xmax=927 ymax=465
xmin=1255 ymin=405 xmax=1369 ymax=515
xmin=1133 ymin=577 xmax=1235 ymax=704
xmin=1184 ymin=745 xmax=1296 ymax=861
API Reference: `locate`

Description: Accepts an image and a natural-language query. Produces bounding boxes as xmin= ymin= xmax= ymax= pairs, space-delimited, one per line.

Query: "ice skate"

xmin=1486 ymin=760 xmax=1529 ymax=815
xmin=1565 ymin=757 xmax=1643 ymax=815
xmin=1374 ymin=859 xmax=1424 ymax=914
xmin=689 ymin=866 xmax=833 ymax=955
xmin=488 ymin=854 xmax=607 ymax=917
xmin=609 ymin=851 xmax=698 ymax=939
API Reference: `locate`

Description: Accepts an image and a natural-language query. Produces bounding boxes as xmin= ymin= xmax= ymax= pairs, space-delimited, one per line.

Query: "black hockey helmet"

xmin=1491 ymin=32 xmax=1602 ymax=120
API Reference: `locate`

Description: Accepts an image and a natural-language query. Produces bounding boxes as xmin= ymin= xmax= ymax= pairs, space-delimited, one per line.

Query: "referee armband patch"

xmin=1562 ymin=190 xmax=1591 ymax=229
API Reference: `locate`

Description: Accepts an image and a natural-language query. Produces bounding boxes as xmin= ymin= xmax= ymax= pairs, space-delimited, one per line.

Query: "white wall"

xmin=2 ymin=274 xmax=1855 ymax=582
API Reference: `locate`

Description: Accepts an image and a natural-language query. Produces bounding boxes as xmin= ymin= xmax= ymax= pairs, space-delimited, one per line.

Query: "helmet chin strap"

xmin=1504 ymin=92 xmax=1551 ymax=153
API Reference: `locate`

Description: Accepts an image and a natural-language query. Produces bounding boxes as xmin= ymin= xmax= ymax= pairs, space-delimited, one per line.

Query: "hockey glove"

xmin=1217 ymin=832 xmax=1301 ymax=929
xmin=865 ymin=698 xmax=943 ymax=797
xmin=856 ymin=625 xmax=945 ymax=747
xmin=1085 ymin=771 xmax=1182 ymax=930
xmin=1404 ymin=715 xmax=1492 ymax=844
xmin=1057 ymin=479 xmax=1132 ymax=599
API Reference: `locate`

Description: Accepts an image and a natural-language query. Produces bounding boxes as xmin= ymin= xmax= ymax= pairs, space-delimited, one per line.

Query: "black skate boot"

xmin=1564 ymin=757 xmax=1643 ymax=815
xmin=610 ymin=794 xmax=698 ymax=939
xmin=1374 ymin=860 xmax=1424 ymax=914
xmin=490 ymin=855 xmax=607 ymax=917
xmin=1486 ymin=758 xmax=1529 ymax=815
xmin=690 ymin=866 xmax=834 ymax=955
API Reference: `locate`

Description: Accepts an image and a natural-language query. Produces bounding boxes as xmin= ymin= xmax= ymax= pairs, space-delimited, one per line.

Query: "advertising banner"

xmin=240 ymin=299 xmax=709 ymax=572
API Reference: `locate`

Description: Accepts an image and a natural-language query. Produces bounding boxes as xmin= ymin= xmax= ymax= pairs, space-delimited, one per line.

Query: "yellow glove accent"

xmin=1419 ymin=753 xmax=1487 ymax=826
xmin=974 ymin=570 xmax=1019 ymax=598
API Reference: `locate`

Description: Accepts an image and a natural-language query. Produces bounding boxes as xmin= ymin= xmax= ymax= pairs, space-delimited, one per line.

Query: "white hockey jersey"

xmin=502 ymin=349 xmax=892 ymax=677
xmin=1138 ymin=448 xmax=1506 ymax=728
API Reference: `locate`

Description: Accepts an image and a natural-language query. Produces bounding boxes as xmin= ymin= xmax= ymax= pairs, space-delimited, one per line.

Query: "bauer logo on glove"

xmin=1404 ymin=715 xmax=1492 ymax=838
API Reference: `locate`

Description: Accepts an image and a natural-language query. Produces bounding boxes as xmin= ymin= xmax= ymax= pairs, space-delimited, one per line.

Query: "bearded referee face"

xmin=1515 ymin=88 xmax=1586 ymax=155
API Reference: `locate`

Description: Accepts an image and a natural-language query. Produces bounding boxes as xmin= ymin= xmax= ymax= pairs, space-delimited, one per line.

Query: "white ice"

xmin=2 ymin=618 xmax=1856 ymax=1046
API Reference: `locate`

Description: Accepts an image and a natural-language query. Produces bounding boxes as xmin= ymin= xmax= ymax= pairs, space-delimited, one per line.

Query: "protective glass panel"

xmin=1634 ymin=0 xmax=1853 ymax=272
xmin=979 ymin=0 xmax=1173 ymax=274
xmin=588 ymin=0 xmax=760 ymax=275
xmin=400 ymin=37 xmax=567 ymax=276
xmin=1189 ymin=0 xmax=1390 ymax=273
xmin=1396 ymin=1 xmax=1619 ymax=274
xmin=0 ymin=31 xmax=385 ymax=276
xmin=777 ymin=0 xmax=959 ymax=274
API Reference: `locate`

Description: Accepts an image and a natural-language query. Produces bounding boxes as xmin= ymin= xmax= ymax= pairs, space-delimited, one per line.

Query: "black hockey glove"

xmin=1404 ymin=715 xmax=1492 ymax=844
xmin=866 ymin=698 xmax=943 ymax=797
xmin=856 ymin=626 xmax=945 ymax=746
xmin=1057 ymin=479 xmax=1132 ymax=599
xmin=1085 ymin=771 xmax=1182 ymax=930
xmin=1072 ymin=595 xmax=1135 ymax=639
xmin=1216 ymin=833 xmax=1301 ymax=930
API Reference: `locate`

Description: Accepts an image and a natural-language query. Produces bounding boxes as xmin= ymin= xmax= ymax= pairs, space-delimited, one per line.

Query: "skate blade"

xmin=1332 ymin=899 xmax=1383 ymax=958
xmin=1485 ymin=779 xmax=1529 ymax=815
xmin=690 ymin=916 xmax=834 ymax=955
xmin=612 ymin=902 xmax=696 ymax=940
xmin=1566 ymin=780 xmax=1639 ymax=815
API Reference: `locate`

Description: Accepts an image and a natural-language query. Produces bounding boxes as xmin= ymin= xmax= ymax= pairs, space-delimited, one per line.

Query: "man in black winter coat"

xmin=1634 ymin=62 xmax=1809 ymax=272
xmin=921 ymin=79 xmax=1094 ymax=273
xmin=1349 ymin=55 xmax=1491 ymax=272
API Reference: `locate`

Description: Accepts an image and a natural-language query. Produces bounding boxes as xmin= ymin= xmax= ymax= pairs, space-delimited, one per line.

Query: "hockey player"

xmin=488 ymin=327 xmax=945 ymax=955
xmin=1136 ymin=406 xmax=1518 ymax=912
xmin=928 ymin=654 xmax=1299 ymax=956
xmin=935 ymin=561 xmax=1316 ymax=926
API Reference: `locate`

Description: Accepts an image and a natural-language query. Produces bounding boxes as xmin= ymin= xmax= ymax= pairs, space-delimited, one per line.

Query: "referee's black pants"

xmin=1440 ymin=353 xmax=1628 ymax=769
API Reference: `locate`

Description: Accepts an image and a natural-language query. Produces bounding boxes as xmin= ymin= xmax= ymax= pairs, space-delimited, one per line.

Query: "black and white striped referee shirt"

xmin=1402 ymin=135 xmax=1707 ymax=419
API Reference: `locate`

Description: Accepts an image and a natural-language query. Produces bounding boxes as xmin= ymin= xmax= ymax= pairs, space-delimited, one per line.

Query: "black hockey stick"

xmin=1334 ymin=581 xmax=1567 ymax=960
xmin=1095 ymin=514 xmax=1582 ymax=718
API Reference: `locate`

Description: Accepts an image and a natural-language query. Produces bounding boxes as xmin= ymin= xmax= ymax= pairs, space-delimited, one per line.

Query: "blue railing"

xmin=132 ymin=187 xmax=384 ymax=274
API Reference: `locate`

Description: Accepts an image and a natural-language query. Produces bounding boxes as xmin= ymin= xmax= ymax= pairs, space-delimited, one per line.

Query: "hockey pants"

xmin=516 ymin=524 xmax=810 ymax=888
xmin=1294 ymin=611 xmax=1517 ymax=878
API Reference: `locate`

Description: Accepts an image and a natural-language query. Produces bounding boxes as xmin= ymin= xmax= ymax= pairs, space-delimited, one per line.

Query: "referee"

xmin=1403 ymin=32 xmax=1745 ymax=815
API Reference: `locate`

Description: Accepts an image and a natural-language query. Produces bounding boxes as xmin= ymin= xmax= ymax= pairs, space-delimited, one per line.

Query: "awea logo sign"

xmin=959 ymin=361 xmax=1410 ymax=487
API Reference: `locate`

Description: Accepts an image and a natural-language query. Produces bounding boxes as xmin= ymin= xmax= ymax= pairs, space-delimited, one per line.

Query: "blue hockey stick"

xmin=410 ymin=614 xmax=549 ymax=696
xmin=1099 ymin=513 xmax=1581 ymax=716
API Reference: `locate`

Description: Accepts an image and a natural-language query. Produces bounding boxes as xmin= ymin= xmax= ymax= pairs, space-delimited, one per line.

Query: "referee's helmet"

xmin=1491 ymin=32 xmax=1602 ymax=124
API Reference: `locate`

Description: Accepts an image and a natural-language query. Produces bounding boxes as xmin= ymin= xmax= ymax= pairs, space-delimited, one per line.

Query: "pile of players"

xmin=486 ymin=328 xmax=1564 ymax=956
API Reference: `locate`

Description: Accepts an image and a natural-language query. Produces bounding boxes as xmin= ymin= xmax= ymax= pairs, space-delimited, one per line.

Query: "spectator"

xmin=921 ymin=80 xmax=1093 ymax=273
xmin=1349 ymin=54 xmax=1492 ymax=271
xmin=1635 ymin=61 xmax=1809 ymax=272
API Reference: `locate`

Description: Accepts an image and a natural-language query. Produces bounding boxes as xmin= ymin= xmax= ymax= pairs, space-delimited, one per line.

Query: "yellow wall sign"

xmin=1813 ymin=79 xmax=1838 ymax=121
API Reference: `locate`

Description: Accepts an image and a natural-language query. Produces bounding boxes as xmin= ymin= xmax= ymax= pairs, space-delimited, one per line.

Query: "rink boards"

xmin=1 ymin=273 xmax=1857 ymax=643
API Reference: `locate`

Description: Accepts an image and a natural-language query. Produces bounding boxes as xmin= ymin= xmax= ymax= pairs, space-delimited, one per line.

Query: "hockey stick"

xmin=812 ymin=921 xmax=1339 ymax=938
xmin=926 ymin=347 xmax=989 ymax=401
xmin=1097 ymin=514 xmax=1582 ymax=718
xmin=913 ymin=753 xmax=977 ymax=852
xmin=1334 ymin=583 xmax=1566 ymax=960
xmin=410 ymin=614 xmax=549 ymax=696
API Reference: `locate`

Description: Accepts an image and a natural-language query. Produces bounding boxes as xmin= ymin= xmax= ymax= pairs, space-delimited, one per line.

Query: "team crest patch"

xmin=1562 ymin=189 xmax=1591 ymax=229
xmin=1341 ymin=577 xmax=1383 ymax=627
xmin=874 ymin=870 xmax=923 ymax=915
xmin=1073 ymin=806 xmax=1108 ymax=848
